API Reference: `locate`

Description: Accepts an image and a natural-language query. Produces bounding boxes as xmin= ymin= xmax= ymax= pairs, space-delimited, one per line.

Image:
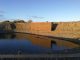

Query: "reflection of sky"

xmin=0 ymin=39 xmax=52 ymax=54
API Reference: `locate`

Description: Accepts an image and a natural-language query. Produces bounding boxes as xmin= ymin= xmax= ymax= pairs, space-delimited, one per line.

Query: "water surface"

xmin=0 ymin=33 xmax=79 ymax=54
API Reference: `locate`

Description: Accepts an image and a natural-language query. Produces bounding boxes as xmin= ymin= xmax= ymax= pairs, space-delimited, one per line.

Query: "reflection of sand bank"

xmin=15 ymin=33 xmax=80 ymax=48
xmin=16 ymin=33 xmax=51 ymax=48
xmin=52 ymin=39 xmax=80 ymax=48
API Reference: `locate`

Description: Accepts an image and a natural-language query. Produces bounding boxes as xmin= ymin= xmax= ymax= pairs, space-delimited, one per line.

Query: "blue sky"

xmin=0 ymin=0 xmax=80 ymax=22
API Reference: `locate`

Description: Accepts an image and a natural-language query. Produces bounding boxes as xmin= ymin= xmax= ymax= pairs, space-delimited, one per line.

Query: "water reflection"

xmin=0 ymin=33 xmax=80 ymax=54
xmin=15 ymin=33 xmax=51 ymax=48
xmin=0 ymin=33 xmax=16 ymax=39
xmin=15 ymin=33 xmax=80 ymax=49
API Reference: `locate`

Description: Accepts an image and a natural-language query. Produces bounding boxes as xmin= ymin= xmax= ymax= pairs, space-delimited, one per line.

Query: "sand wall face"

xmin=15 ymin=23 xmax=31 ymax=32
xmin=54 ymin=22 xmax=80 ymax=32
xmin=15 ymin=22 xmax=80 ymax=39
xmin=51 ymin=22 xmax=80 ymax=38
xmin=15 ymin=22 xmax=52 ymax=33
xmin=30 ymin=22 xmax=51 ymax=31
xmin=0 ymin=22 xmax=13 ymax=31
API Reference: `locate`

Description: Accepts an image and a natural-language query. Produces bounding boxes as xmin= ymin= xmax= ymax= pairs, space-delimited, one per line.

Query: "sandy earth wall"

xmin=15 ymin=22 xmax=80 ymax=39
xmin=51 ymin=22 xmax=80 ymax=38
xmin=15 ymin=22 xmax=51 ymax=33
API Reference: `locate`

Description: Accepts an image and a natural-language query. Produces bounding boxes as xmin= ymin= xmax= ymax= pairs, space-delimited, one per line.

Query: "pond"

xmin=0 ymin=33 xmax=80 ymax=54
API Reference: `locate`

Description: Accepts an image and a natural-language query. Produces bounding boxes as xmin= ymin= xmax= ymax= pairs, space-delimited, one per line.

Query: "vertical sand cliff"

xmin=15 ymin=22 xmax=80 ymax=39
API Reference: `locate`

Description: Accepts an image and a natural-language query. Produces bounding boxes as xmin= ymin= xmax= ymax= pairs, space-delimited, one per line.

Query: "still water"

xmin=0 ymin=33 xmax=80 ymax=54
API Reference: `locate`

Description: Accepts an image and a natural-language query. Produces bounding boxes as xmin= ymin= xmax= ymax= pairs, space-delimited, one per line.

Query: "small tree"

xmin=2 ymin=20 xmax=10 ymax=23
xmin=27 ymin=20 xmax=32 ymax=23
xmin=10 ymin=23 xmax=16 ymax=30
xmin=13 ymin=20 xmax=25 ymax=23
xmin=46 ymin=21 xmax=48 ymax=22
